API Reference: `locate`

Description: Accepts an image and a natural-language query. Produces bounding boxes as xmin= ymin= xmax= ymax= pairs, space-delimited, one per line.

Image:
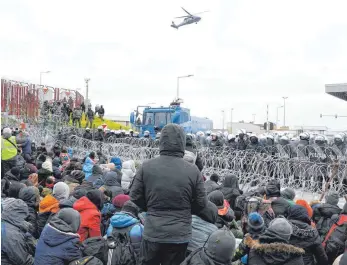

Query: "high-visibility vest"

xmin=1 ymin=136 xmax=17 ymax=160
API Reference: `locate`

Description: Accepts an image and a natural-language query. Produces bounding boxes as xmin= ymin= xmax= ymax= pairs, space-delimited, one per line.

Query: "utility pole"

xmin=230 ymin=108 xmax=233 ymax=133
xmin=282 ymin=96 xmax=288 ymax=126
xmin=276 ymin=105 xmax=283 ymax=128
xmin=85 ymin=78 xmax=90 ymax=105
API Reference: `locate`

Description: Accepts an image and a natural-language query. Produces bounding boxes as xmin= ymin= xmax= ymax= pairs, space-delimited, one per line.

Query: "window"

xmin=180 ymin=111 xmax=189 ymax=123
xmin=154 ymin=112 xmax=167 ymax=127
xmin=144 ymin=112 xmax=154 ymax=125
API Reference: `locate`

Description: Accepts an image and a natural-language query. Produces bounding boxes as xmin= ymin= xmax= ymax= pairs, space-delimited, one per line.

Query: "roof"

xmin=325 ymin=83 xmax=347 ymax=101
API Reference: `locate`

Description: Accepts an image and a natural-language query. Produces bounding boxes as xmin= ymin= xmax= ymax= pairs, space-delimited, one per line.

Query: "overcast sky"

xmin=1 ymin=0 xmax=346 ymax=130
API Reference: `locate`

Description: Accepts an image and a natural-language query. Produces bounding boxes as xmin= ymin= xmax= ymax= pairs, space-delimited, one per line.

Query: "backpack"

xmin=82 ymin=236 xmax=108 ymax=265
xmin=323 ymin=215 xmax=347 ymax=258
xmin=69 ymin=256 xmax=103 ymax=265
xmin=107 ymin=224 xmax=137 ymax=265
xmin=184 ymin=150 xmax=197 ymax=164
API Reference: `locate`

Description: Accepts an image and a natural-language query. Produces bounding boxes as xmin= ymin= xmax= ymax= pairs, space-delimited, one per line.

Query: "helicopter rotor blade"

xmin=175 ymin=15 xmax=190 ymax=18
xmin=192 ymin=11 xmax=209 ymax=15
xmin=181 ymin=7 xmax=193 ymax=16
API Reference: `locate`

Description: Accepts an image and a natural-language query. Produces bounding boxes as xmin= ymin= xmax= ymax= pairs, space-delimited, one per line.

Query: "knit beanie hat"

xmin=42 ymin=160 xmax=53 ymax=173
xmin=248 ymin=212 xmax=264 ymax=232
xmin=281 ymin=188 xmax=296 ymax=200
xmin=86 ymin=190 xmax=104 ymax=210
xmin=326 ymin=192 xmax=339 ymax=206
xmin=207 ymin=190 xmax=225 ymax=209
xmin=122 ymin=201 xmax=139 ymax=218
xmin=112 ymin=194 xmax=130 ymax=208
xmin=46 ymin=176 xmax=55 ymax=188
xmin=50 ymin=208 xmax=81 ymax=233
xmin=205 ymin=230 xmax=236 ymax=263
xmin=53 ymin=182 xmax=70 ymax=201
xmin=267 ymin=217 xmax=293 ymax=242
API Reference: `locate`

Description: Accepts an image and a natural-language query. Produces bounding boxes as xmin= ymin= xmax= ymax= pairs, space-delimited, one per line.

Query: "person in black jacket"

xmin=101 ymin=171 xmax=124 ymax=198
xmin=19 ymin=186 xmax=39 ymax=238
xmin=288 ymin=205 xmax=328 ymax=265
xmin=83 ymin=128 xmax=93 ymax=140
xmin=130 ymin=123 xmax=207 ymax=265
xmin=221 ymin=174 xmax=242 ymax=211
xmin=204 ymin=173 xmax=220 ymax=195
xmin=265 ymin=179 xmax=291 ymax=217
xmin=248 ymin=217 xmax=305 ymax=265
xmin=313 ymin=192 xmax=341 ymax=239
xmin=181 ymin=230 xmax=236 ymax=265
xmin=207 ymin=190 xmax=235 ymax=229
xmin=185 ymin=134 xmax=203 ymax=172
xmin=1 ymin=199 xmax=35 ymax=265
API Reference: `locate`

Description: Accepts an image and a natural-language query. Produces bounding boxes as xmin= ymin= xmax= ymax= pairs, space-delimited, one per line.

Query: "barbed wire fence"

xmin=25 ymin=125 xmax=347 ymax=197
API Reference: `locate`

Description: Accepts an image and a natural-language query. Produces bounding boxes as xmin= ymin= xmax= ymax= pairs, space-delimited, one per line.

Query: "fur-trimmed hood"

xmin=246 ymin=235 xmax=305 ymax=265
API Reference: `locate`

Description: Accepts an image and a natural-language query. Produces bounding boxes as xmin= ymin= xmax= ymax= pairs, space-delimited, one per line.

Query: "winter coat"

xmin=21 ymin=138 xmax=32 ymax=155
xmin=19 ymin=187 xmax=39 ymax=238
xmin=88 ymin=166 xmax=104 ymax=184
xmin=38 ymin=168 xmax=53 ymax=184
xmin=216 ymin=205 xmax=235 ymax=229
xmin=52 ymin=158 xmax=62 ymax=179
xmin=86 ymin=109 xmax=94 ymax=120
xmin=73 ymin=196 xmax=101 ymax=242
xmin=94 ymin=131 xmax=104 ymax=142
xmin=83 ymin=131 xmax=93 ymax=140
xmin=188 ymin=215 xmax=218 ymax=253
xmin=248 ymin=239 xmax=305 ymax=265
xmin=221 ymin=174 xmax=242 ymax=210
xmin=313 ymin=203 xmax=342 ymax=238
xmin=73 ymin=109 xmax=82 ymax=119
xmin=3 ymin=170 xmax=20 ymax=182
xmin=289 ymin=219 xmax=328 ymax=265
xmin=204 ymin=180 xmax=220 ymax=195
xmin=1 ymin=199 xmax=35 ymax=265
xmin=59 ymin=196 xmax=78 ymax=209
xmin=83 ymin=157 xmax=95 ymax=180
xmin=34 ymin=218 xmax=82 ymax=265
xmin=121 ymin=160 xmax=136 ymax=190
xmin=64 ymin=177 xmax=80 ymax=195
xmin=106 ymin=212 xmax=144 ymax=257
xmin=185 ymin=138 xmax=204 ymax=171
xmin=270 ymin=197 xmax=291 ymax=217
xmin=130 ymin=123 xmax=207 ymax=243
xmin=102 ymin=171 xmax=124 ymax=198
xmin=323 ymin=213 xmax=347 ymax=263
xmin=37 ymin=194 xmax=60 ymax=236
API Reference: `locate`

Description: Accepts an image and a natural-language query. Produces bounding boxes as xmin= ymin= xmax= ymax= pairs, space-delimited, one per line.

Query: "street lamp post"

xmin=40 ymin=71 xmax=51 ymax=86
xmin=222 ymin=110 xmax=225 ymax=133
xmin=282 ymin=97 xmax=288 ymax=126
xmin=176 ymin=75 xmax=193 ymax=100
xmin=85 ymin=78 xmax=90 ymax=105
xmin=230 ymin=108 xmax=234 ymax=133
xmin=276 ymin=105 xmax=283 ymax=128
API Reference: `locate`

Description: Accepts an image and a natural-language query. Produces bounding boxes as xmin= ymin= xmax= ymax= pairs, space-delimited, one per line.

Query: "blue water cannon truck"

xmin=130 ymin=101 xmax=213 ymax=138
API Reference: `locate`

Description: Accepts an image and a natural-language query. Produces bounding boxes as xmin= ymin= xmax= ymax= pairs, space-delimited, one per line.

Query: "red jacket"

xmin=73 ymin=196 xmax=101 ymax=242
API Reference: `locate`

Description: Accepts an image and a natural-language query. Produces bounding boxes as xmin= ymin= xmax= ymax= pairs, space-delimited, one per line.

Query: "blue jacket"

xmin=34 ymin=224 xmax=82 ymax=265
xmin=21 ymin=138 xmax=32 ymax=155
xmin=107 ymin=212 xmax=143 ymax=256
xmin=83 ymin=157 xmax=94 ymax=180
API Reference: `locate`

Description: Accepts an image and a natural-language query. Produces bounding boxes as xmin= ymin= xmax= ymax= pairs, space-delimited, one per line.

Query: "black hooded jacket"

xmin=18 ymin=187 xmax=39 ymax=238
xmin=130 ymin=123 xmax=207 ymax=243
xmin=87 ymin=165 xmax=104 ymax=183
xmin=221 ymin=175 xmax=242 ymax=210
xmin=204 ymin=180 xmax=220 ymax=195
xmin=313 ymin=202 xmax=341 ymax=238
xmin=102 ymin=171 xmax=124 ymax=198
xmin=1 ymin=199 xmax=35 ymax=265
xmin=288 ymin=219 xmax=328 ymax=265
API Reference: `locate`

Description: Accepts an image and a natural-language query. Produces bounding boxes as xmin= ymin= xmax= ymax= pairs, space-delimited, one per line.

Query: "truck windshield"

xmin=154 ymin=112 xmax=167 ymax=127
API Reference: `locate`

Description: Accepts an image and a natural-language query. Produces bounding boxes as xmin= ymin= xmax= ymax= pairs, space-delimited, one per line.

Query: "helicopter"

xmin=171 ymin=7 xmax=208 ymax=29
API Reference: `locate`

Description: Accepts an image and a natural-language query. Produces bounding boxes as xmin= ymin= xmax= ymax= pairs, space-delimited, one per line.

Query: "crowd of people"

xmin=1 ymin=123 xmax=347 ymax=265
xmin=41 ymin=100 xmax=106 ymax=128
